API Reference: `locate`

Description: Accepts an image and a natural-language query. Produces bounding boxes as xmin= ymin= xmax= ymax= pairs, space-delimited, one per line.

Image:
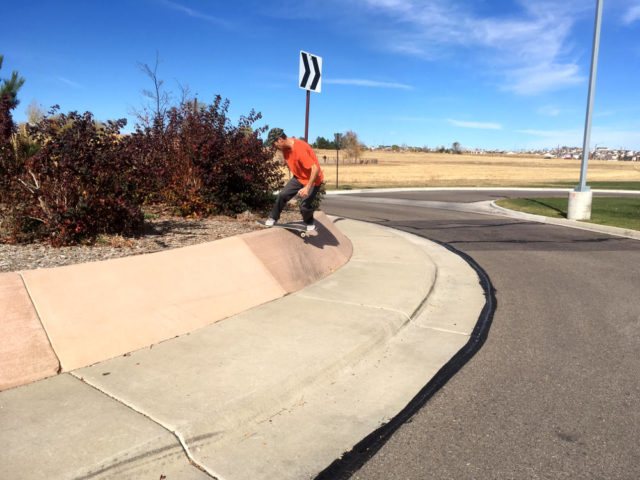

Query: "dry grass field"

xmin=294 ymin=150 xmax=640 ymax=189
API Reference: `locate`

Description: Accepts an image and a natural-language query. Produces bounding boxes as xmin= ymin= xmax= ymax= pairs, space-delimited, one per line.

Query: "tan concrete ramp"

xmin=0 ymin=273 xmax=59 ymax=390
xmin=244 ymin=211 xmax=353 ymax=292
xmin=8 ymin=211 xmax=351 ymax=382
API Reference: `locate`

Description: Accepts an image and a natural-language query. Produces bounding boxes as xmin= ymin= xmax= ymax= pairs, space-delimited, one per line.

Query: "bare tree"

xmin=133 ymin=52 xmax=170 ymax=129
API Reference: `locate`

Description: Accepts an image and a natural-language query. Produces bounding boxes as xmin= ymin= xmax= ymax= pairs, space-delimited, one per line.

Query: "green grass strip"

xmin=520 ymin=181 xmax=640 ymax=191
xmin=495 ymin=197 xmax=640 ymax=231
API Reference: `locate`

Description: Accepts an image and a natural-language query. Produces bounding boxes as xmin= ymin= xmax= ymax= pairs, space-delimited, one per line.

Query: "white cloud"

xmin=517 ymin=126 xmax=640 ymax=149
xmin=537 ymin=105 xmax=562 ymax=117
xmin=159 ymin=0 xmax=231 ymax=27
xmin=325 ymin=78 xmax=413 ymax=90
xmin=448 ymin=119 xmax=502 ymax=130
xmin=505 ymin=63 xmax=584 ymax=95
xmin=57 ymin=77 xmax=83 ymax=88
xmin=353 ymin=0 xmax=588 ymax=94
xmin=517 ymin=128 xmax=582 ymax=148
xmin=623 ymin=4 xmax=640 ymax=24
xmin=591 ymin=126 xmax=640 ymax=149
xmin=517 ymin=129 xmax=575 ymax=137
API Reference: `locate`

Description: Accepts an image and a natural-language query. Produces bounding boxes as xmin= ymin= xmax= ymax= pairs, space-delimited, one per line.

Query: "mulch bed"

xmin=1 ymin=204 xmax=301 ymax=273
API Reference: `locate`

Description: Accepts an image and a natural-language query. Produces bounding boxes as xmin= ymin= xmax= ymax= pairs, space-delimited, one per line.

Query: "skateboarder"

xmin=264 ymin=128 xmax=324 ymax=232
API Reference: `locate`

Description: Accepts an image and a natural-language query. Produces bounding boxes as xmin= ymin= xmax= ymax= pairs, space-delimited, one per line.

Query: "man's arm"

xmin=298 ymin=164 xmax=319 ymax=198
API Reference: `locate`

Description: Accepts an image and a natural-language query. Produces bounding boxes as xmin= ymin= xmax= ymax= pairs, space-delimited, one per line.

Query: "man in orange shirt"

xmin=264 ymin=128 xmax=324 ymax=232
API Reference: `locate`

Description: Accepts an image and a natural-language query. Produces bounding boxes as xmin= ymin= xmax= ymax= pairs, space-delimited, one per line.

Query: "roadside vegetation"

xmin=0 ymin=55 xmax=283 ymax=246
xmin=2 ymin=53 xmax=639 ymax=245
xmin=495 ymin=197 xmax=640 ymax=231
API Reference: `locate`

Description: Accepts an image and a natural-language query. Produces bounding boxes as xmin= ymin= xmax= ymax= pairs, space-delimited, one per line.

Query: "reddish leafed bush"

xmin=1 ymin=95 xmax=284 ymax=246
xmin=137 ymin=95 xmax=283 ymax=216
xmin=5 ymin=108 xmax=143 ymax=245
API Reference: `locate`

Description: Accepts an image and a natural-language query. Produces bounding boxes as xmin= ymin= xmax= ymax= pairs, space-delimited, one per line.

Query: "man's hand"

xmin=298 ymin=186 xmax=310 ymax=198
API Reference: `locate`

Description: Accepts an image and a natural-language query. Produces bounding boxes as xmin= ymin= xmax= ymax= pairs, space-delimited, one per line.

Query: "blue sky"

xmin=3 ymin=0 xmax=640 ymax=150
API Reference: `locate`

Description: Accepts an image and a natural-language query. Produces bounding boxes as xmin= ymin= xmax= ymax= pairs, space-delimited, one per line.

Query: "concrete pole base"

xmin=567 ymin=190 xmax=593 ymax=220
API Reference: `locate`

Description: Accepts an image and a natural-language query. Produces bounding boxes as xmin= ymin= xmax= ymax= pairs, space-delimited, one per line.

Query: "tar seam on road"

xmin=314 ymin=227 xmax=498 ymax=480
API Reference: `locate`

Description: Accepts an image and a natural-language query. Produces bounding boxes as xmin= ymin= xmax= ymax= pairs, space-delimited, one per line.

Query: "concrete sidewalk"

xmin=0 ymin=216 xmax=485 ymax=480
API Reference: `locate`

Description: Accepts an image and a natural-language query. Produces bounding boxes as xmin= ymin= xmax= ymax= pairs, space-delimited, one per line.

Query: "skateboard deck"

xmin=257 ymin=220 xmax=309 ymax=237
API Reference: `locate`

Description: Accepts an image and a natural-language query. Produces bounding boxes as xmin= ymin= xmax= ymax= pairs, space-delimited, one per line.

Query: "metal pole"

xmin=577 ymin=0 xmax=604 ymax=192
xmin=336 ymin=148 xmax=339 ymax=189
xmin=334 ymin=133 xmax=341 ymax=189
xmin=304 ymin=90 xmax=310 ymax=143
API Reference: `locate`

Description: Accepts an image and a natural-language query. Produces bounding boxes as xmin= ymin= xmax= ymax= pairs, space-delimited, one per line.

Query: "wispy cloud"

xmin=537 ymin=105 xmax=561 ymax=117
xmin=591 ymin=126 xmax=640 ymax=149
xmin=516 ymin=128 xmax=582 ymax=148
xmin=517 ymin=126 xmax=640 ymax=149
xmin=517 ymin=129 xmax=572 ymax=137
xmin=352 ymin=0 xmax=588 ymax=94
xmin=57 ymin=77 xmax=83 ymax=88
xmin=623 ymin=4 xmax=640 ymax=25
xmin=325 ymin=78 xmax=413 ymax=90
xmin=504 ymin=63 xmax=584 ymax=95
xmin=159 ymin=0 xmax=231 ymax=28
xmin=448 ymin=119 xmax=502 ymax=130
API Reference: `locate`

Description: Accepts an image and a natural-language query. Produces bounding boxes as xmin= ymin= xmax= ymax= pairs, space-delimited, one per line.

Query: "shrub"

xmin=4 ymin=108 xmax=143 ymax=245
xmin=138 ymin=95 xmax=283 ymax=216
xmin=2 ymin=94 xmax=287 ymax=245
xmin=122 ymin=125 xmax=170 ymax=206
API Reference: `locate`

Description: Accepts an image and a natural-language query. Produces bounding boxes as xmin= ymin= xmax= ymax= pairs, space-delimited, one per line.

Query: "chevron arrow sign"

xmin=299 ymin=51 xmax=322 ymax=93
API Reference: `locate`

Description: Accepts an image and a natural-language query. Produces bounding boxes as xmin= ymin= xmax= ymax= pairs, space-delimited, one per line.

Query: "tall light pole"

xmin=568 ymin=0 xmax=603 ymax=220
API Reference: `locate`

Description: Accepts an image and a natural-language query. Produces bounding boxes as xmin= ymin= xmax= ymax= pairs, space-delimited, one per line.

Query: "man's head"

xmin=266 ymin=127 xmax=287 ymax=149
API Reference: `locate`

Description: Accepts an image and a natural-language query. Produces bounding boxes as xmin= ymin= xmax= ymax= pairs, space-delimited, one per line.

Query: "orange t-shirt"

xmin=283 ymin=138 xmax=324 ymax=186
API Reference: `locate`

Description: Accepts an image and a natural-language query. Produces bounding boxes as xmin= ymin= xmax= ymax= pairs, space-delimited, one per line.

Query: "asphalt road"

xmin=322 ymin=190 xmax=640 ymax=480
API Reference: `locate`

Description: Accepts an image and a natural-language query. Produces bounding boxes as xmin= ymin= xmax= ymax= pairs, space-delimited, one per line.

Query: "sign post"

xmin=299 ymin=51 xmax=322 ymax=142
xmin=334 ymin=133 xmax=342 ymax=189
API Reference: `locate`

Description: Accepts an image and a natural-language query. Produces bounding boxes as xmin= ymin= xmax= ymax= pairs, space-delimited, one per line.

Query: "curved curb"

xmin=69 ymin=217 xmax=480 ymax=480
xmin=0 ymin=211 xmax=352 ymax=391
xmin=0 ymin=216 xmax=487 ymax=480
xmin=314 ymin=231 xmax=497 ymax=480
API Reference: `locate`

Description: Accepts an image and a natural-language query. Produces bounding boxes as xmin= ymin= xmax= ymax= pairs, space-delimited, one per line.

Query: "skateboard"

xmin=257 ymin=220 xmax=310 ymax=237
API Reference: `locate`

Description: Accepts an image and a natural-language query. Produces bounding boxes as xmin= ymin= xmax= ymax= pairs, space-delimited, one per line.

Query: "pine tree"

xmin=0 ymin=55 xmax=26 ymax=107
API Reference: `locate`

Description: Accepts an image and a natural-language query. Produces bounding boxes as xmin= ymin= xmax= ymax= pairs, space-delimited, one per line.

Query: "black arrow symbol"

xmin=301 ymin=53 xmax=310 ymax=88
xmin=310 ymin=55 xmax=321 ymax=90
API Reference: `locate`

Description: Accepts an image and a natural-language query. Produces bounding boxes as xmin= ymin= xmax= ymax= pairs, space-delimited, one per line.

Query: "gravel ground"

xmin=1 ymin=205 xmax=301 ymax=273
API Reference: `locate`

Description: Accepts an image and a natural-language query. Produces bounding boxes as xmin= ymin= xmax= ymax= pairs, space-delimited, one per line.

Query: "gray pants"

xmin=270 ymin=176 xmax=320 ymax=225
